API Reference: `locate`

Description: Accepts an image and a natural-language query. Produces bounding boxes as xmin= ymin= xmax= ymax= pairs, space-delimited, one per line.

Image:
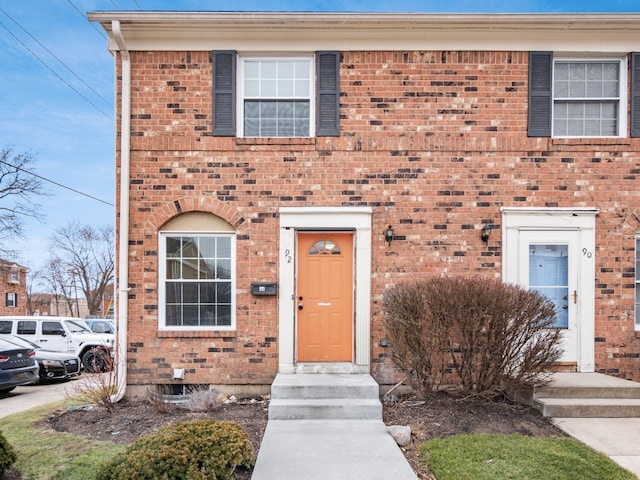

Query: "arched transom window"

xmin=308 ymin=240 xmax=341 ymax=255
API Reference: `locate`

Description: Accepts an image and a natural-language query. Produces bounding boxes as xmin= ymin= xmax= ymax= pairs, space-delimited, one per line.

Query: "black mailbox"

xmin=251 ymin=282 xmax=278 ymax=296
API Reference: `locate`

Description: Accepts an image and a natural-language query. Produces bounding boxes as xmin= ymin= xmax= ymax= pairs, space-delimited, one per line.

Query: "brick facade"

xmin=94 ymin=13 xmax=640 ymax=395
xmin=0 ymin=261 xmax=27 ymax=316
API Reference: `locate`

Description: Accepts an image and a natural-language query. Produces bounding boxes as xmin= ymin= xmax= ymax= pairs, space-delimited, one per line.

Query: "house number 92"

xmin=284 ymin=249 xmax=292 ymax=263
xmin=582 ymin=248 xmax=592 ymax=259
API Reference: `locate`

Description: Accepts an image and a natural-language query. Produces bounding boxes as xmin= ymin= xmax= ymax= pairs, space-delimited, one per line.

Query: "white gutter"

xmin=87 ymin=11 xmax=640 ymax=54
xmin=111 ymin=19 xmax=131 ymax=403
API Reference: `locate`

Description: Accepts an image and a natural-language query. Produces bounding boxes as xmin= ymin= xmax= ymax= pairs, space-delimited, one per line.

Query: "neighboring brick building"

xmin=0 ymin=260 xmax=27 ymax=316
xmin=89 ymin=11 xmax=640 ymax=399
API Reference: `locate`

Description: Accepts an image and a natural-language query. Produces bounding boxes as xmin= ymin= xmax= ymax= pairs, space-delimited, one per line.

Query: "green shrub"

xmin=383 ymin=277 xmax=563 ymax=398
xmin=0 ymin=429 xmax=17 ymax=477
xmin=95 ymin=420 xmax=254 ymax=480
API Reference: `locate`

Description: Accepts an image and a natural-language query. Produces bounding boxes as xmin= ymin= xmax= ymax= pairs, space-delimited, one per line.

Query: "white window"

xmin=5 ymin=293 xmax=17 ymax=308
xmin=239 ymin=56 xmax=314 ymax=137
xmin=159 ymin=233 xmax=235 ymax=330
xmin=9 ymin=268 xmax=19 ymax=284
xmin=636 ymin=236 xmax=640 ymax=329
xmin=553 ymin=58 xmax=627 ymax=137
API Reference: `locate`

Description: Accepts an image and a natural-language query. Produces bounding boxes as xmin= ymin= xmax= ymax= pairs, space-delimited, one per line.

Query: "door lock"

xmin=298 ymin=303 xmax=304 ymax=310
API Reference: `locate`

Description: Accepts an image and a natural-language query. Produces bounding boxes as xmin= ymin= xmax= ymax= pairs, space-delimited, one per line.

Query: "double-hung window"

xmin=553 ymin=59 xmax=625 ymax=137
xmin=528 ymin=52 xmax=639 ymax=138
xmin=241 ymin=57 xmax=313 ymax=137
xmin=159 ymin=233 xmax=235 ymax=330
xmin=212 ymin=50 xmax=340 ymax=138
xmin=5 ymin=293 xmax=16 ymax=308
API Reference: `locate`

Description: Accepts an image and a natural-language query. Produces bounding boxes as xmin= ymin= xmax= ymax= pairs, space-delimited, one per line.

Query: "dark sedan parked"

xmin=8 ymin=336 xmax=81 ymax=382
xmin=0 ymin=336 xmax=39 ymax=394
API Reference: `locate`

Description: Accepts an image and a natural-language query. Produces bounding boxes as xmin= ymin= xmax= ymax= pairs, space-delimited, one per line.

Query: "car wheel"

xmin=82 ymin=348 xmax=108 ymax=373
xmin=0 ymin=387 xmax=16 ymax=394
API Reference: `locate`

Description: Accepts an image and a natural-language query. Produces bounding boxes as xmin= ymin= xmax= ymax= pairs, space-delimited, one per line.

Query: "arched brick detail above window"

xmin=145 ymin=196 xmax=245 ymax=233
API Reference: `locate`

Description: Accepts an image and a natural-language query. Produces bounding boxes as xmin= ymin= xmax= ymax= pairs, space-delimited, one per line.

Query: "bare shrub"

xmin=383 ymin=277 xmax=563 ymax=398
xmin=182 ymin=386 xmax=226 ymax=412
xmin=146 ymin=384 xmax=226 ymax=413
xmin=67 ymin=352 xmax=118 ymax=412
xmin=147 ymin=387 xmax=172 ymax=414
xmin=382 ymin=280 xmax=452 ymax=395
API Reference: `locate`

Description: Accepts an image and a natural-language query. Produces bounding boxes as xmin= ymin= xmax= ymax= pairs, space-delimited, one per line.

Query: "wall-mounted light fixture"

xmin=385 ymin=225 xmax=394 ymax=246
xmin=481 ymin=224 xmax=492 ymax=243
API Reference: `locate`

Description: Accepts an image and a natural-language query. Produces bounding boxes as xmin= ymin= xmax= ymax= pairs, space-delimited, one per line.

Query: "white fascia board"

xmin=87 ymin=12 xmax=640 ymax=53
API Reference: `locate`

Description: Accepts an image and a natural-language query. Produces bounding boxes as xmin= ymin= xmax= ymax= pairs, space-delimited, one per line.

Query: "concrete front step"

xmin=271 ymin=373 xmax=379 ymax=400
xmin=269 ymin=398 xmax=383 ymax=420
xmin=534 ymin=398 xmax=640 ymax=418
xmin=531 ymin=373 xmax=640 ymax=418
xmin=535 ymin=373 xmax=640 ymax=400
xmin=268 ymin=373 xmax=382 ymax=420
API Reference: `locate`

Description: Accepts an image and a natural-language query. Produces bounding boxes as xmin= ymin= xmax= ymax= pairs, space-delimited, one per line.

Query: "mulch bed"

xmin=40 ymin=391 xmax=564 ymax=480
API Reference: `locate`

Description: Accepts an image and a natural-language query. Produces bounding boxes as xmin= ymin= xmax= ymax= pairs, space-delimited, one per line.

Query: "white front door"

xmin=519 ymin=230 xmax=579 ymax=363
xmin=502 ymin=207 xmax=596 ymax=372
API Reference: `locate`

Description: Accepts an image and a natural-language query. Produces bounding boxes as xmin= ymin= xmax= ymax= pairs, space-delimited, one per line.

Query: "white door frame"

xmin=278 ymin=207 xmax=372 ymax=374
xmin=501 ymin=207 xmax=597 ymax=372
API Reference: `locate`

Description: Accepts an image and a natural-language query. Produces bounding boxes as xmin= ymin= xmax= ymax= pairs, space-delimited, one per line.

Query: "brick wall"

xmin=118 ymin=50 xmax=640 ymax=391
xmin=0 ymin=263 xmax=26 ymax=316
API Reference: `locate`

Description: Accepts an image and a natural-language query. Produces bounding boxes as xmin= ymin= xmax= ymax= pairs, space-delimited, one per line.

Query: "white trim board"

xmin=501 ymin=207 xmax=597 ymax=372
xmin=278 ymin=207 xmax=372 ymax=374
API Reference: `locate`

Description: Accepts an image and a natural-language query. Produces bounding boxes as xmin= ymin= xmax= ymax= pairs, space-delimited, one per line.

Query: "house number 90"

xmin=582 ymin=248 xmax=592 ymax=258
xmin=284 ymin=249 xmax=292 ymax=263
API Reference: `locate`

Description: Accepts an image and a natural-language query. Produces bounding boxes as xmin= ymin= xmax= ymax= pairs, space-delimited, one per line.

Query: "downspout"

xmin=112 ymin=20 xmax=130 ymax=402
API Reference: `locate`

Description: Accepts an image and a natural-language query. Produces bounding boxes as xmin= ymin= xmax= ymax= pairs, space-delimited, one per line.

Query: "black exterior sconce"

xmin=480 ymin=224 xmax=492 ymax=243
xmin=385 ymin=225 xmax=394 ymax=246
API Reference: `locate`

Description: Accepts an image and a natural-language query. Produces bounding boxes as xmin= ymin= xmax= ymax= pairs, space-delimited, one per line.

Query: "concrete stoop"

xmin=532 ymin=373 xmax=640 ymax=418
xmin=268 ymin=373 xmax=382 ymax=420
xmin=253 ymin=373 xmax=419 ymax=479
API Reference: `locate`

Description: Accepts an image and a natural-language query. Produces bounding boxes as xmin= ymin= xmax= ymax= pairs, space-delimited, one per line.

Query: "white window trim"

xmin=9 ymin=268 xmax=19 ymax=284
xmin=158 ymin=231 xmax=236 ymax=331
xmin=6 ymin=293 xmax=16 ymax=308
xmin=237 ymin=54 xmax=315 ymax=138
xmin=552 ymin=55 xmax=628 ymax=138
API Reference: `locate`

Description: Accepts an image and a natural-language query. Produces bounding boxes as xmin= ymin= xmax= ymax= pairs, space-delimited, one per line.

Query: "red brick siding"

xmin=117 ymin=50 xmax=640 ymax=387
xmin=0 ymin=266 xmax=26 ymax=316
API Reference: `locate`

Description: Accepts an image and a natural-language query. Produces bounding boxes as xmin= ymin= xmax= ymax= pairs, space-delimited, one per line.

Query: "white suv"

xmin=0 ymin=316 xmax=114 ymax=372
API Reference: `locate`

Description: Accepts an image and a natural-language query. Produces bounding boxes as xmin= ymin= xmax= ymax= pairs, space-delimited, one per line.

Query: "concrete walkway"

xmin=251 ymin=419 xmax=418 ymax=480
xmin=553 ymin=418 xmax=640 ymax=478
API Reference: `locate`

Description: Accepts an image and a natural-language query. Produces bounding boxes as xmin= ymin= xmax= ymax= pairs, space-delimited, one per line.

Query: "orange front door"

xmin=297 ymin=232 xmax=354 ymax=362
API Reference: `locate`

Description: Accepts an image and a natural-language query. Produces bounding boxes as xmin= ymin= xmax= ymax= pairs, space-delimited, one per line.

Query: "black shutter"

xmin=316 ymin=51 xmax=340 ymax=137
xmin=212 ymin=50 xmax=236 ymax=136
xmin=528 ymin=51 xmax=553 ymax=137
xmin=5 ymin=294 xmax=9 ymax=307
xmin=631 ymin=52 xmax=640 ymax=138
xmin=14 ymin=294 xmax=16 ymax=308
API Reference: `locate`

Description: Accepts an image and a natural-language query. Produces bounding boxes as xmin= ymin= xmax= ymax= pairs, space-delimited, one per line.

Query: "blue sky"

xmin=1 ymin=0 xmax=639 ymax=272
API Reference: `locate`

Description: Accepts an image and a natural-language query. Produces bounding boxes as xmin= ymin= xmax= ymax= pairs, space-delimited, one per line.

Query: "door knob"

xmin=298 ymin=304 xmax=304 ymax=310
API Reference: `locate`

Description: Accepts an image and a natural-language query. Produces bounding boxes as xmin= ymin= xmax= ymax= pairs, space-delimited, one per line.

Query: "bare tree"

xmin=49 ymin=222 xmax=114 ymax=317
xmin=0 ymin=148 xmax=45 ymax=257
xmin=39 ymin=258 xmax=76 ymax=316
xmin=25 ymin=264 xmax=42 ymax=315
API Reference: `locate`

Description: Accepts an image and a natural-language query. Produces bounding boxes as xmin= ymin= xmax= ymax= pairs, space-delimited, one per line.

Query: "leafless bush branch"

xmin=383 ymin=277 xmax=563 ymax=399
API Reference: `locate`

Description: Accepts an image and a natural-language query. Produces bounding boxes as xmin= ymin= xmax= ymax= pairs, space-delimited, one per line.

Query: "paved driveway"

xmin=0 ymin=377 xmax=86 ymax=418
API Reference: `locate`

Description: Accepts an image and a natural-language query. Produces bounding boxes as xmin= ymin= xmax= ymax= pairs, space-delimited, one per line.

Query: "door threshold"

xmin=295 ymin=363 xmax=369 ymax=374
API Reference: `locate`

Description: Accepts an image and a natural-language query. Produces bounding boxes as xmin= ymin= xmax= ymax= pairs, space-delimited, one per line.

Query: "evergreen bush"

xmin=95 ymin=420 xmax=254 ymax=480
xmin=0 ymin=429 xmax=17 ymax=477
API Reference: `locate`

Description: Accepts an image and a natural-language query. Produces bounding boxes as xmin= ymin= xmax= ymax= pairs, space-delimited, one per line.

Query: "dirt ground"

xmin=38 ymin=391 xmax=564 ymax=480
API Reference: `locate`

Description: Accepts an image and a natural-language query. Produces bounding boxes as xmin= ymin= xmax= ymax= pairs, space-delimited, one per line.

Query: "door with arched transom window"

xmin=296 ymin=232 xmax=354 ymax=362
